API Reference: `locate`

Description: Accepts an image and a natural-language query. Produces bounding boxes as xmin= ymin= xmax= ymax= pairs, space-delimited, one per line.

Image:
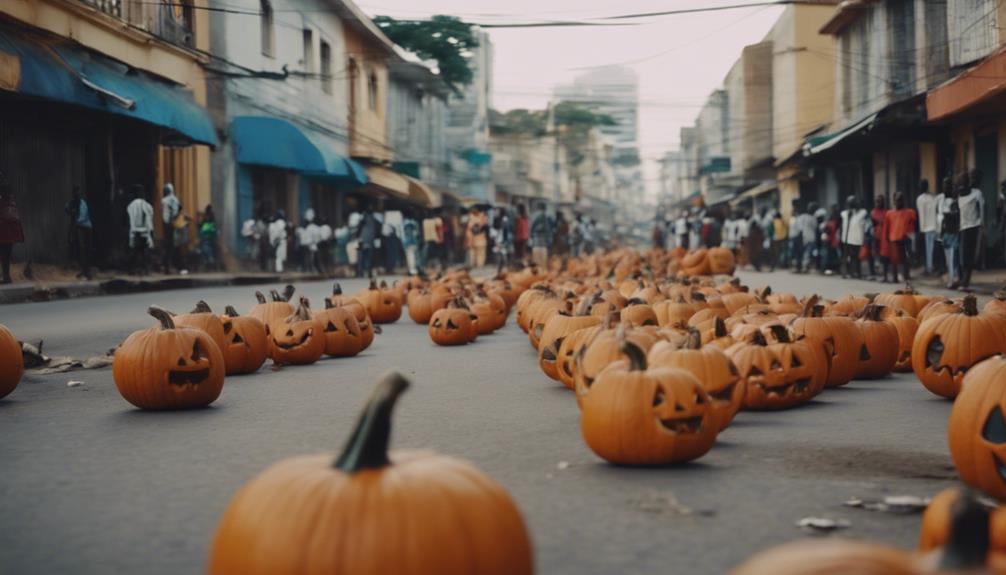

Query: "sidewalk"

xmin=0 ymin=270 xmax=333 ymax=305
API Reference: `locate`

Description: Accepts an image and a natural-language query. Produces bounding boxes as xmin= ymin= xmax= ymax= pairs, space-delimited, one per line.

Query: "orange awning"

xmin=928 ymin=46 xmax=1006 ymax=122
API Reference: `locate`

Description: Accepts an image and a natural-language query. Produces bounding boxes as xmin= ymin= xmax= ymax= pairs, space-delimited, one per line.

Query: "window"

xmin=260 ymin=0 xmax=274 ymax=57
xmin=368 ymin=71 xmax=379 ymax=111
xmin=320 ymin=41 xmax=332 ymax=95
xmin=303 ymin=29 xmax=314 ymax=72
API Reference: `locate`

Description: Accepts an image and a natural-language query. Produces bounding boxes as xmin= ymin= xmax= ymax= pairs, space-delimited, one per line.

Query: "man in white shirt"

xmin=915 ymin=179 xmax=939 ymax=276
xmin=126 ymin=184 xmax=154 ymax=276
xmin=160 ymin=183 xmax=181 ymax=273
xmin=674 ymin=214 xmax=688 ymax=250
xmin=959 ymin=170 xmax=986 ymax=289
xmin=840 ymin=195 xmax=867 ymax=278
xmin=269 ymin=211 xmax=288 ymax=273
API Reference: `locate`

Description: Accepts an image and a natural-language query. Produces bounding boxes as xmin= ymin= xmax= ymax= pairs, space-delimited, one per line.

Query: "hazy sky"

xmin=359 ymin=0 xmax=786 ymax=191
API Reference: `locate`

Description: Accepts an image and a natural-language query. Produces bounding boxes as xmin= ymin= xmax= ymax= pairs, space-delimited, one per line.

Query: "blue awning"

xmin=231 ymin=116 xmax=367 ymax=184
xmin=0 ymin=24 xmax=217 ymax=146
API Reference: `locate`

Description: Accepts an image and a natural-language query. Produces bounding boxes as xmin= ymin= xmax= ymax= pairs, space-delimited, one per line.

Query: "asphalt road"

xmin=0 ymin=271 xmax=975 ymax=574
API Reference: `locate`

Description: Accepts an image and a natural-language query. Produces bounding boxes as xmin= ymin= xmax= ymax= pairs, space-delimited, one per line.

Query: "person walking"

xmin=198 ymin=205 xmax=219 ymax=271
xmin=0 ymin=179 xmax=24 ymax=284
xmin=402 ymin=211 xmax=421 ymax=276
xmin=823 ymin=205 xmax=841 ymax=275
xmin=770 ymin=210 xmax=788 ymax=271
xmin=915 ymin=179 xmax=939 ymax=276
xmin=355 ymin=206 xmax=379 ymax=278
xmin=530 ymin=203 xmax=552 ymax=268
xmin=269 ymin=210 xmax=288 ymax=273
xmin=160 ymin=183 xmax=181 ymax=273
xmin=64 ymin=186 xmax=93 ymax=279
xmin=490 ymin=208 xmax=512 ymax=273
xmin=795 ymin=206 xmax=817 ymax=273
xmin=514 ymin=204 xmax=529 ymax=263
xmin=938 ymin=176 xmax=961 ymax=289
xmin=421 ymin=210 xmax=443 ymax=271
xmin=126 ymin=184 xmax=154 ymax=276
xmin=744 ymin=210 xmax=763 ymax=271
xmin=958 ymin=171 xmax=985 ymax=290
xmin=840 ymin=196 xmax=867 ymax=278
xmin=869 ymin=195 xmax=891 ymax=282
xmin=885 ymin=192 xmax=917 ymax=283
xmin=651 ymin=218 xmax=665 ymax=251
xmin=465 ymin=206 xmax=488 ymax=268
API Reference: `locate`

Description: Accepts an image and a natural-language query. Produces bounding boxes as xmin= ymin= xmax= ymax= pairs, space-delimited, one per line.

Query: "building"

xmin=1 ymin=0 xmax=216 ymax=268
xmin=445 ymin=28 xmax=493 ymax=202
xmin=695 ymin=89 xmax=734 ymax=206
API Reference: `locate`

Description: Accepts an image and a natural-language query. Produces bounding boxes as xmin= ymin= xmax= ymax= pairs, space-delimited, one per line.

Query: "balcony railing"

xmin=81 ymin=0 xmax=123 ymax=18
xmin=78 ymin=0 xmax=194 ymax=49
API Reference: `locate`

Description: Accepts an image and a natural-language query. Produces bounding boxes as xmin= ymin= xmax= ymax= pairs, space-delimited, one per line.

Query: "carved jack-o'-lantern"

xmin=726 ymin=326 xmax=825 ymax=411
xmin=219 ymin=306 xmax=268 ymax=375
xmin=789 ymin=298 xmax=863 ymax=388
xmin=581 ymin=338 xmax=718 ymax=465
xmin=357 ymin=280 xmax=403 ymax=324
xmin=112 ymin=306 xmax=225 ymax=410
xmin=174 ymin=301 xmax=228 ymax=357
xmin=313 ymin=301 xmax=362 ymax=358
xmin=913 ymin=295 xmax=1006 ymax=399
xmin=573 ymin=319 xmax=661 ymax=408
xmin=428 ymin=298 xmax=473 ymax=346
xmin=854 ymin=304 xmax=900 ymax=380
xmin=538 ymin=298 xmax=601 ymax=381
xmin=249 ymin=287 xmax=295 ymax=326
xmin=873 ymin=283 xmax=935 ymax=318
xmin=268 ymin=297 xmax=325 ymax=366
xmin=328 ymin=283 xmax=378 ymax=352
xmin=949 ymin=356 xmax=1006 ymax=501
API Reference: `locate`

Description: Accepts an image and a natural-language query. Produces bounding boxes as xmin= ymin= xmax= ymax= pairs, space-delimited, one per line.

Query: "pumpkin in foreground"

xmin=949 ymin=355 xmax=1006 ymax=502
xmin=0 ymin=322 xmax=23 ymax=399
xmin=208 ymin=372 xmax=534 ymax=575
xmin=112 ymin=306 xmax=225 ymax=410
xmin=919 ymin=487 xmax=1006 ymax=556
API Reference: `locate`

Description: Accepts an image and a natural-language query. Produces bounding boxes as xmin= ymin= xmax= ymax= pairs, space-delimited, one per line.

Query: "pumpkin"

xmin=913 ymin=296 xmax=1006 ymax=399
xmin=174 ymin=301 xmax=228 ymax=355
xmin=985 ymin=288 xmax=1006 ymax=317
xmin=725 ymin=326 xmax=825 ymax=410
xmin=219 ymin=306 xmax=268 ymax=375
xmin=112 ymin=306 xmax=225 ymax=410
xmin=313 ymin=301 xmax=363 ymax=357
xmin=429 ymin=298 xmax=474 ymax=346
xmin=573 ymin=320 xmax=661 ymax=408
xmin=0 ymin=322 xmax=24 ymax=399
xmin=880 ymin=306 xmax=919 ymax=373
xmin=538 ymin=300 xmax=601 ymax=381
xmin=720 ymin=292 xmax=760 ymax=316
xmin=268 ymin=297 xmax=325 ymax=366
xmin=528 ymin=297 xmax=569 ymax=351
xmin=406 ymin=289 xmax=435 ymax=324
xmin=209 ymin=373 xmax=533 ymax=575
xmin=556 ymin=324 xmax=603 ymax=390
xmin=680 ymin=249 xmax=712 ymax=276
xmin=825 ymin=294 xmax=871 ymax=318
xmin=581 ymin=338 xmax=717 ymax=465
xmin=919 ymin=487 xmax=1006 ymax=556
xmin=249 ymin=287 xmax=295 ymax=326
xmin=654 ymin=294 xmax=703 ymax=328
xmin=357 ymin=279 xmax=403 ymax=324
xmin=648 ymin=329 xmax=743 ymax=431
xmin=789 ymin=298 xmax=863 ymax=388
xmin=620 ymin=298 xmax=659 ymax=327
xmin=918 ymin=297 xmax=964 ymax=324
xmin=854 ymin=304 xmax=900 ymax=380
xmin=949 ymin=356 xmax=1006 ymax=501
xmin=874 ymin=283 xmax=936 ymax=318
xmin=707 ymin=247 xmax=736 ymax=275
xmin=328 ymin=283 xmax=377 ymax=352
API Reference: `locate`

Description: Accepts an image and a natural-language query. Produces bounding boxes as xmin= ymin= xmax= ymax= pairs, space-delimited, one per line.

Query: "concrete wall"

xmin=344 ymin=24 xmax=391 ymax=161
xmin=387 ymin=69 xmax=449 ymax=186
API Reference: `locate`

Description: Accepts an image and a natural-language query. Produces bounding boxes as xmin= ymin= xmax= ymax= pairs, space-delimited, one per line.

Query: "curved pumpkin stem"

xmin=939 ymin=489 xmax=990 ymax=570
xmin=269 ymin=289 xmax=283 ymax=302
xmin=766 ymin=324 xmax=791 ymax=344
xmin=332 ymin=282 xmax=343 ymax=296
xmin=754 ymin=285 xmax=771 ymax=302
xmin=255 ymin=291 xmax=267 ymax=304
xmin=369 ymin=279 xmax=378 ymax=290
xmin=714 ymin=316 xmax=728 ymax=338
xmin=626 ymin=297 xmax=648 ymax=307
xmin=148 ymin=306 xmax=176 ymax=330
xmin=224 ymin=305 xmax=240 ymax=318
xmin=684 ymin=328 xmax=702 ymax=350
xmin=379 ymin=280 xmax=388 ymax=289
xmin=282 ymin=285 xmax=296 ymax=302
xmin=801 ymin=295 xmax=821 ymax=317
xmin=617 ymin=325 xmax=647 ymax=371
xmin=288 ymin=297 xmax=313 ymax=322
xmin=335 ymin=372 xmax=411 ymax=472
xmin=192 ymin=300 xmax=212 ymax=314
xmin=962 ymin=295 xmax=979 ymax=317
xmin=860 ymin=303 xmax=886 ymax=321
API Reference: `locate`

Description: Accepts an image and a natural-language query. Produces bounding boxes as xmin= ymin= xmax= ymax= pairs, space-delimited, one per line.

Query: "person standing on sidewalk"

xmin=161 ymin=183 xmax=181 ymax=273
xmin=126 ymin=184 xmax=154 ymax=276
xmin=514 ymin=204 xmax=529 ymax=263
xmin=958 ymin=170 xmax=985 ymax=290
xmin=65 ymin=186 xmax=93 ymax=279
xmin=490 ymin=208 xmax=512 ymax=273
xmin=0 ymin=179 xmax=24 ymax=284
xmin=915 ymin=179 xmax=938 ymax=276
xmin=269 ymin=210 xmax=288 ymax=273
xmin=465 ymin=206 xmax=488 ymax=268
xmin=869 ymin=195 xmax=891 ymax=282
xmin=840 ymin=196 xmax=867 ymax=278
xmin=355 ymin=206 xmax=379 ymax=278
xmin=530 ymin=203 xmax=552 ymax=268
xmin=421 ymin=210 xmax=443 ymax=271
xmin=199 ymin=205 xmax=219 ymax=271
xmin=885 ymin=192 xmax=917 ymax=283
xmin=402 ymin=211 xmax=421 ymax=276
xmin=938 ymin=176 xmax=961 ymax=289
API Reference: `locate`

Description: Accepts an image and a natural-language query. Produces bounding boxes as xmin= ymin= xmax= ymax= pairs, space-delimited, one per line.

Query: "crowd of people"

xmin=656 ymin=169 xmax=995 ymax=291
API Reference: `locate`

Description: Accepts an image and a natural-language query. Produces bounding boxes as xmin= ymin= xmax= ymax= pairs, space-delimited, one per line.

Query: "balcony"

xmin=78 ymin=0 xmax=194 ymax=49
xmin=81 ymin=0 xmax=122 ymax=18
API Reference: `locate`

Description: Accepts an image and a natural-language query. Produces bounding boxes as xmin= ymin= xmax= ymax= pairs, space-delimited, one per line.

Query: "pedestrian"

xmin=651 ymin=218 xmax=665 ymax=251
xmin=813 ymin=203 xmax=828 ymax=272
xmin=161 ymin=183 xmax=181 ymax=273
xmin=915 ymin=179 xmax=939 ymax=276
xmin=721 ymin=212 xmax=736 ymax=252
xmin=553 ymin=212 xmax=570 ymax=256
xmin=318 ymin=217 xmax=333 ymax=275
xmin=823 ymin=205 xmax=841 ymax=275
xmin=530 ymin=203 xmax=552 ymax=268
xmin=355 ymin=205 xmax=379 ymax=278
xmin=466 ymin=206 xmax=488 ymax=268
xmin=253 ymin=209 xmax=270 ymax=271
xmin=868 ymin=195 xmax=891 ymax=282
xmin=402 ymin=211 xmax=421 ymax=276
xmin=381 ymin=209 xmax=402 ymax=273
xmin=301 ymin=208 xmax=322 ymax=274
xmin=126 ymin=184 xmax=154 ymax=276
xmin=958 ymin=170 xmax=985 ymax=290
xmin=421 ymin=210 xmax=444 ymax=271
xmin=514 ymin=204 xmax=529 ymax=263
xmin=199 ymin=205 xmax=219 ymax=271
xmin=269 ymin=210 xmax=288 ymax=273
xmin=885 ymin=192 xmax=917 ymax=283
xmin=582 ymin=217 xmax=596 ymax=256
xmin=64 ymin=185 xmax=93 ymax=279
xmin=0 ymin=179 xmax=24 ymax=284
xmin=770 ymin=210 xmax=788 ymax=271
xmin=744 ymin=210 xmax=763 ymax=271
xmin=938 ymin=176 xmax=961 ymax=289
xmin=441 ymin=208 xmax=458 ymax=266
xmin=490 ymin=208 xmax=512 ymax=273
xmin=840 ymin=196 xmax=867 ymax=278
xmin=795 ymin=206 xmax=817 ymax=273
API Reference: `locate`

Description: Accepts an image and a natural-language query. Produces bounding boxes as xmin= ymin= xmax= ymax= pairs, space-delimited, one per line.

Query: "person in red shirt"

xmin=869 ymin=194 xmax=891 ymax=282
xmin=514 ymin=204 xmax=530 ymax=263
xmin=884 ymin=191 xmax=918 ymax=283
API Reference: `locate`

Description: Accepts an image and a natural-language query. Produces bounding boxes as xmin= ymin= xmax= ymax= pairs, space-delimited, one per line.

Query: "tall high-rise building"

xmin=555 ymin=65 xmax=640 ymax=163
xmin=445 ymin=28 xmax=494 ymax=201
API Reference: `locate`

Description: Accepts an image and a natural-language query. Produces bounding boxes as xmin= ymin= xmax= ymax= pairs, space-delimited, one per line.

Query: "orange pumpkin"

xmin=209 ymin=373 xmax=533 ymax=575
xmin=824 ymin=293 xmax=871 ymax=318
xmin=789 ymin=298 xmax=863 ymax=388
xmin=219 ymin=306 xmax=268 ymax=375
xmin=949 ymin=356 xmax=1006 ymax=501
xmin=112 ymin=306 xmax=225 ymax=410
xmin=725 ymin=327 xmax=825 ymax=410
xmin=854 ymin=304 xmax=900 ymax=380
xmin=985 ymin=289 xmax=1006 ymax=317
xmin=874 ymin=283 xmax=936 ymax=318
xmin=429 ymin=298 xmax=473 ymax=346
xmin=313 ymin=301 xmax=363 ymax=357
xmin=680 ymin=249 xmax=712 ymax=276
xmin=0 ymin=322 xmax=24 ymax=399
xmin=880 ymin=306 xmax=919 ymax=373
xmin=538 ymin=300 xmax=601 ymax=381
xmin=328 ymin=283 xmax=377 ymax=352
xmin=707 ymin=247 xmax=736 ymax=275
xmin=573 ymin=321 xmax=661 ymax=407
xmin=267 ymin=297 xmax=325 ymax=366
xmin=174 ymin=301 xmax=227 ymax=356
xmin=918 ymin=297 xmax=964 ymax=324
xmin=919 ymin=487 xmax=1006 ymax=556
xmin=406 ymin=288 xmax=435 ymax=324
xmin=357 ymin=279 xmax=403 ymax=324
xmin=249 ymin=287 xmax=295 ymax=326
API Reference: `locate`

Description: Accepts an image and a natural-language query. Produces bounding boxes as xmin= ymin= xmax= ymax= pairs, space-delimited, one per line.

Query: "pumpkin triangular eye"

xmin=926 ymin=336 xmax=944 ymax=368
xmin=859 ymin=344 xmax=872 ymax=361
xmin=652 ymin=390 xmax=665 ymax=407
xmin=191 ymin=340 xmax=205 ymax=361
xmin=770 ymin=359 xmax=782 ymax=371
xmin=326 ymin=321 xmax=338 ymax=333
xmin=694 ymin=392 xmax=705 ymax=405
xmin=223 ymin=322 xmax=233 ymax=334
xmin=232 ymin=332 xmax=244 ymax=344
xmin=749 ymin=365 xmax=763 ymax=377
xmin=984 ymin=407 xmax=1006 ymax=444
xmin=791 ymin=355 xmax=802 ymax=368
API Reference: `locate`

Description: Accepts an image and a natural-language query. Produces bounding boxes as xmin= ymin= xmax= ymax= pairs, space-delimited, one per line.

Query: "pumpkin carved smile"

xmin=274 ymin=328 xmax=313 ymax=350
xmin=167 ymin=367 xmax=210 ymax=389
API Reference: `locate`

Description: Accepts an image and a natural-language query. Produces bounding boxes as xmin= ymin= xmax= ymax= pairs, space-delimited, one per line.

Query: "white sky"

xmin=360 ymin=0 xmax=785 ymax=195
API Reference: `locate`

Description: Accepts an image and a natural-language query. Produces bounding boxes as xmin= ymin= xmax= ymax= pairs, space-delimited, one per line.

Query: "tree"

xmin=374 ymin=15 xmax=478 ymax=90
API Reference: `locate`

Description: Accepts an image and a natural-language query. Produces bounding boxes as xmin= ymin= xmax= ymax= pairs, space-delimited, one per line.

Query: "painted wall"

xmin=387 ymin=67 xmax=449 ymax=186
xmin=344 ymin=24 xmax=391 ymax=161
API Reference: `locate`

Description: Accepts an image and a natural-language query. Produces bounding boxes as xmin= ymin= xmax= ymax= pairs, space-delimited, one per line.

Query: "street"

xmin=0 ymin=270 xmax=968 ymax=574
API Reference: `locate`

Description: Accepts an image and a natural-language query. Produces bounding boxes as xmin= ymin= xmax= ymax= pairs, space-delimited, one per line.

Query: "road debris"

xmin=797 ymin=517 xmax=851 ymax=532
xmin=844 ymin=495 xmax=930 ymax=514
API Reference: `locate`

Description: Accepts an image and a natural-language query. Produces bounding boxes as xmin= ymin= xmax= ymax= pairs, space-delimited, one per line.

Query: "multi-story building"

xmin=445 ymin=28 xmax=493 ymax=202
xmin=1 ymin=0 xmax=216 ymax=267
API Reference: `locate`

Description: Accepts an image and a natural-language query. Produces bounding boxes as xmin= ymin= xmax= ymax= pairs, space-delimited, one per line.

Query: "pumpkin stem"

xmin=255 ymin=291 xmax=267 ymax=304
xmin=224 ymin=305 xmax=240 ymax=318
xmin=801 ymin=295 xmax=821 ymax=317
xmin=767 ymin=324 xmax=791 ymax=343
xmin=282 ymin=285 xmax=296 ymax=302
xmin=192 ymin=300 xmax=212 ymax=314
xmin=288 ymin=297 xmax=312 ymax=322
xmin=269 ymin=289 xmax=283 ymax=302
xmin=617 ymin=325 xmax=647 ymax=371
xmin=692 ymin=291 xmax=707 ymax=302
xmin=962 ymin=295 xmax=979 ymax=316
xmin=684 ymin=328 xmax=702 ymax=350
xmin=626 ymin=297 xmax=648 ymax=307
xmin=860 ymin=303 xmax=885 ymax=321
xmin=334 ymin=372 xmax=411 ymax=472
xmin=938 ymin=489 xmax=990 ymax=570
xmin=755 ymin=286 xmax=771 ymax=302
xmin=379 ymin=279 xmax=388 ymax=288
xmin=148 ymin=306 xmax=176 ymax=330
xmin=332 ymin=283 xmax=343 ymax=296
xmin=602 ymin=311 xmax=620 ymax=330
xmin=324 ymin=299 xmax=334 ymax=310
xmin=369 ymin=279 xmax=378 ymax=290
xmin=714 ymin=316 xmax=728 ymax=338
